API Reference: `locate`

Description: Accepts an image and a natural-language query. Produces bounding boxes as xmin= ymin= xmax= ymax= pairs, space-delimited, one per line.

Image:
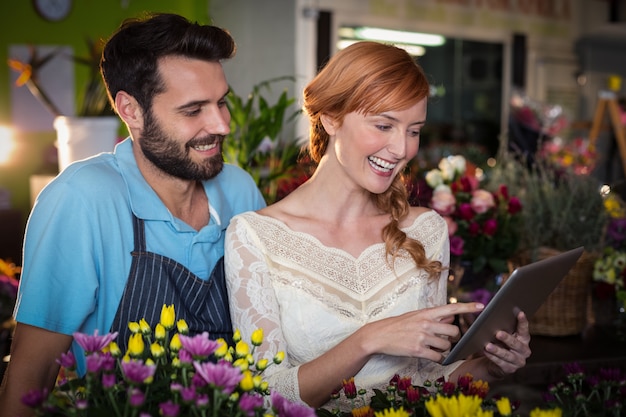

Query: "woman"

xmin=224 ymin=41 xmax=531 ymax=410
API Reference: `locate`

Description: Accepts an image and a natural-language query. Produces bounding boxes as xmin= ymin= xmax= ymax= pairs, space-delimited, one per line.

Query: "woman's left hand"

xmin=482 ymin=310 xmax=531 ymax=378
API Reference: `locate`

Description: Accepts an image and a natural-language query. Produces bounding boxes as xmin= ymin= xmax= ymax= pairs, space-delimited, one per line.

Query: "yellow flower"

xmin=251 ymin=328 xmax=264 ymax=346
xmin=374 ymin=407 xmax=410 ymax=417
xmin=233 ymin=329 xmax=242 ymax=343
xmin=155 ymin=323 xmax=166 ymax=341
xmin=259 ymin=381 xmax=269 ymax=392
xmin=252 ymin=375 xmax=263 ymax=388
xmin=529 ymin=408 xmax=562 ymax=417
xmin=273 ymin=351 xmax=285 ymax=364
xmin=425 ymin=394 xmax=483 ymax=417
xmin=170 ymin=333 xmax=182 ymax=351
xmin=235 ymin=340 xmax=250 ymax=358
xmin=176 ymin=319 xmax=189 ymax=334
xmin=160 ymin=304 xmax=175 ymax=329
xmin=150 ymin=342 xmax=165 ymax=358
xmin=256 ymin=358 xmax=269 ymax=371
xmin=495 ymin=397 xmax=512 ymax=416
xmin=233 ymin=358 xmax=249 ymax=371
xmin=352 ymin=406 xmax=373 ymax=417
xmin=128 ymin=321 xmax=140 ymax=334
xmin=128 ymin=333 xmax=144 ymax=356
xmin=214 ymin=339 xmax=229 ymax=358
xmin=239 ymin=370 xmax=254 ymax=391
xmin=104 ymin=342 xmax=121 ymax=357
xmin=139 ymin=319 xmax=151 ymax=335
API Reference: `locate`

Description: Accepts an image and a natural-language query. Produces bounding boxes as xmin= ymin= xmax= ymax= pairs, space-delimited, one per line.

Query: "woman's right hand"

xmin=360 ymin=302 xmax=484 ymax=362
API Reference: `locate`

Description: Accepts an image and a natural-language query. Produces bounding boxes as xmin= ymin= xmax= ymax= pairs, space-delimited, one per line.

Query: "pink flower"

xmin=470 ymin=189 xmax=495 ymax=214
xmin=73 ymin=330 xmax=119 ymax=354
xmin=444 ymin=216 xmax=457 ymax=236
xmin=239 ymin=393 xmax=264 ymax=417
xmin=159 ymin=401 xmax=180 ymax=417
xmin=430 ymin=188 xmax=456 ymax=216
xmin=193 ymin=361 xmax=242 ymax=394
xmin=128 ymin=388 xmax=146 ymax=407
xmin=450 ymin=235 xmax=464 ymax=256
xmin=270 ymin=391 xmax=317 ymax=417
xmin=121 ymin=359 xmax=156 ymax=384
xmin=179 ymin=332 xmax=219 ymax=357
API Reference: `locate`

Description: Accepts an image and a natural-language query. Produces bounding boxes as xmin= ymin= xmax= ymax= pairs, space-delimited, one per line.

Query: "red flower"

xmin=508 ymin=197 xmax=522 ymax=215
xmin=483 ymin=219 xmax=498 ymax=236
xmin=457 ymin=203 xmax=475 ymax=221
xmin=468 ymin=222 xmax=481 ymax=236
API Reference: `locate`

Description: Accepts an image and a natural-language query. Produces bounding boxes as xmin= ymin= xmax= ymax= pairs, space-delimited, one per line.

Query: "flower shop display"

xmin=592 ymin=193 xmax=626 ymax=333
xmin=0 ymin=258 xmax=20 ymax=322
xmin=424 ymin=155 xmax=523 ymax=291
xmin=538 ymin=136 xmax=597 ymax=176
xmin=544 ymin=362 xmax=626 ymax=417
xmin=490 ymin=147 xmax=607 ymax=336
xmin=24 ymin=304 xmax=316 ymax=417
xmin=317 ymin=371 xmax=562 ymax=417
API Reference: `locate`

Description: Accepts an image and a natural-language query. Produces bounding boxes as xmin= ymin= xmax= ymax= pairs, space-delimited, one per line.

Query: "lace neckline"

xmin=243 ymin=210 xmax=438 ymax=262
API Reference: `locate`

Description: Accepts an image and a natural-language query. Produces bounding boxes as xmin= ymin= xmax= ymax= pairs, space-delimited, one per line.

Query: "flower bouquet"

xmin=318 ymin=372 xmax=561 ymax=417
xmin=538 ymin=137 xmax=597 ymax=176
xmin=23 ymin=304 xmax=316 ymax=417
xmin=425 ymin=155 xmax=523 ymax=277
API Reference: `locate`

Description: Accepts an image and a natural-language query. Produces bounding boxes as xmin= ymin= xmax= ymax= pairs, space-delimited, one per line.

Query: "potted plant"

xmin=223 ymin=77 xmax=308 ymax=204
xmin=9 ymin=38 xmax=120 ymax=172
xmin=489 ymin=144 xmax=607 ymax=336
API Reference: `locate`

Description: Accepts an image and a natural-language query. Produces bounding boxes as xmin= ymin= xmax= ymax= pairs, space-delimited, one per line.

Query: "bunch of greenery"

xmin=488 ymin=143 xmax=607 ymax=259
xmin=223 ymin=77 xmax=305 ymax=204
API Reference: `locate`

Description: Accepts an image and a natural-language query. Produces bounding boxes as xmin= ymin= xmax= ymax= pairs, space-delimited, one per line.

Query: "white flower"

xmin=448 ymin=155 xmax=467 ymax=175
xmin=425 ymin=169 xmax=444 ymax=188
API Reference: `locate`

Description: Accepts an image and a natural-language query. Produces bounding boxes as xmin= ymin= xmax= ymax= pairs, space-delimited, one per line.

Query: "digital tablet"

xmin=442 ymin=246 xmax=584 ymax=365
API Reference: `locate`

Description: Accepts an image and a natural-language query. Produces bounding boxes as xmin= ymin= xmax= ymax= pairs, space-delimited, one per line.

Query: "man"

xmin=0 ymin=13 xmax=265 ymax=417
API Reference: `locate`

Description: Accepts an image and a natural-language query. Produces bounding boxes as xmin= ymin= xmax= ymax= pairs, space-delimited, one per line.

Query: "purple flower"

xmin=179 ymin=332 xmax=219 ymax=357
xmin=195 ymin=394 xmax=209 ymax=407
xmin=159 ymin=400 xmax=180 ymax=417
xmin=129 ymin=388 xmax=146 ymax=407
xmin=180 ymin=386 xmax=196 ymax=402
xmin=270 ymin=391 xmax=317 ymax=417
xmin=193 ymin=360 xmax=242 ymax=394
xmin=21 ymin=388 xmax=48 ymax=408
xmin=121 ymin=359 xmax=156 ymax=384
xmin=102 ymin=373 xmax=117 ymax=389
xmin=86 ymin=352 xmax=110 ymax=374
xmin=56 ymin=351 xmax=76 ymax=369
xmin=239 ymin=392 xmax=264 ymax=417
xmin=73 ymin=330 xmax=119 ymax=353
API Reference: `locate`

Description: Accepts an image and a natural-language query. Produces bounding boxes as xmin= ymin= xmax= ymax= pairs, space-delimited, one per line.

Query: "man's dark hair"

xmin=100 ymin=13 xmax=236 ymax=112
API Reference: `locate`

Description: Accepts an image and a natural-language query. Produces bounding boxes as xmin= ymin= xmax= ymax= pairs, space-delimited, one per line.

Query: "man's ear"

xmin=115 ymin=91 xmax=143 ymax=130
xmin=320 ymin=114 xmax=338 ymax=136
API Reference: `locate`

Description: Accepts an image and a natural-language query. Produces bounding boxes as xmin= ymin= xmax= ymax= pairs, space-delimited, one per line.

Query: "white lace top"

xmin=224 ymin=210 xmax=462 ymax=409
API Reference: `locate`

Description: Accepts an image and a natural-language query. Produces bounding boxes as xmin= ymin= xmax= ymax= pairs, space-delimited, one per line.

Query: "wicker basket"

xmin=513 ymin=247 xmax=595 ymax=336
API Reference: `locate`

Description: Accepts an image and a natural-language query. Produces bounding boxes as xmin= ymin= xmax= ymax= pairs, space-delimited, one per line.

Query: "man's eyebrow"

xmin=174 ymin=90 xmax=230 ymax=112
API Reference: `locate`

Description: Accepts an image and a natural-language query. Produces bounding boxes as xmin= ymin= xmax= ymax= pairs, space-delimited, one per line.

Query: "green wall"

xmin=0 ymin=0 xmax=210 ymax=241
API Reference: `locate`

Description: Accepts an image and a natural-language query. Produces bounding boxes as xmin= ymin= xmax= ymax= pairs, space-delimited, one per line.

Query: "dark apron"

xmin=110 ymin=215 xmax=233 ymax=353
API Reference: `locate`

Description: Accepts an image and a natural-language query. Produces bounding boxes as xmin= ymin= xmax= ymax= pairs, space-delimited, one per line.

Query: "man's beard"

xmin=139 ymin=110 xmax=225 ymax=181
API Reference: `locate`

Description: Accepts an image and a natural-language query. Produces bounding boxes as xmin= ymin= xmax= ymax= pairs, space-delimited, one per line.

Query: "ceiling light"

xmin=354 ymin=27 xmax=445 ymax=46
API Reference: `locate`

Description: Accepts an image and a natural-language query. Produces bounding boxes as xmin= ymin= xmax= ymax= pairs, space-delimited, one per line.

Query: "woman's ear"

xmin=320 ymin=114 xmax=338 ymax=136
xmin=115 ymin=91 xmax=143 ymax=130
